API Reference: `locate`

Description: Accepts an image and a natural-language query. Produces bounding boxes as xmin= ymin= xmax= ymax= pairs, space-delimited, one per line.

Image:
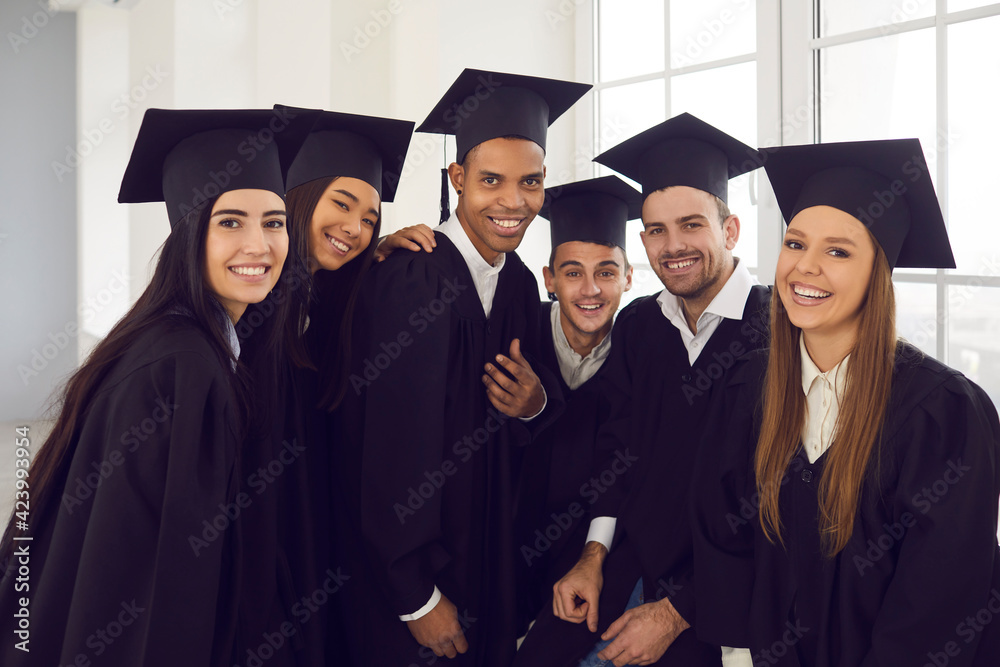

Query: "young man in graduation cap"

xmin=514 ymin=175 xmax=638 ymax=630
xmin=347 ymin=68 xmax=589 ymax=667
xmin=514 ymin=113 xmax=769 ymax=667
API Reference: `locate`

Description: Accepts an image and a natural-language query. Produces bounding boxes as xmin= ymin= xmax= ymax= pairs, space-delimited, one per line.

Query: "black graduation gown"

xmin=693 ymin=344 xmax=1000 ymax=666
xmin=343 ymin=233 xmax=562 ymax=667
xmin=0 ymin=315 xmax=242 ymax=666
xmin=514 ymin=286 xmax=771 ymax=667
xmin=514 ymin=301 xmax=612 ymax=631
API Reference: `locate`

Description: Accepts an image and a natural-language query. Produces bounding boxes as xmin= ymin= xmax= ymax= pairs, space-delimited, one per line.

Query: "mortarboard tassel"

xmin=439 ymin=167 xmax=450 ymax=224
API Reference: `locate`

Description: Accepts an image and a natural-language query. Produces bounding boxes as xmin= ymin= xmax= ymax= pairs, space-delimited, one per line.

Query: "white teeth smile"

xmin=491 ymin=218 xmax=521 ymax=229
xmin=231 ymin=266 xmax=266 ymax=276
xmin=577 ymin=304 xmax=601 ymax=310
xmin=794 ymin=286 xmax=831 ymax=298
xmin=666 ymin=258 xmax=696 ymax=269
xmin=327 ymin=235 xmax=350 ymax=252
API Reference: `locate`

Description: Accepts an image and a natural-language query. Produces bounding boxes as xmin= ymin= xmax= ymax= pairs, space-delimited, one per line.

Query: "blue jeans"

xmin=577 ymin=578 xmax=644 ymax=667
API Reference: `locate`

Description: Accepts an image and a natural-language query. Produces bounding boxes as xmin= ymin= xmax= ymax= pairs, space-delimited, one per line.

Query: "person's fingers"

xmin=483 ymin=364 xmax=518 ymax=395
xmin=493 ymin=354 xmax=529 ymax=383
xmin=452 ymin=630 xmax=469 ymax=654
xmin=441 ymin=640 xmax=457 ymax=659
xmin=601 ymin=611 xmax=627 ymax=641
xmin=587 ymin=593 xmax=601 ymax=633
xmin=508 ymin=338 xmax=527 ymax=365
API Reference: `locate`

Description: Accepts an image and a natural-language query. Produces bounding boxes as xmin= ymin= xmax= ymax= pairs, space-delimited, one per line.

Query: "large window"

xmin=593 ymin=0 xmax=1000 ymax=406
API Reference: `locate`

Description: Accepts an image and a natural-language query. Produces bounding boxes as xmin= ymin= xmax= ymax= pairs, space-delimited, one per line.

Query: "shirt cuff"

xmin=519 ymin=385 xmax=547 ymax=422
xmin=586 ymin=516 xmax=617 ymax=551
xmin=399 ymin=586 xmax=441 ymax=621
xmin=721 ymin=647 xmax=753 ymax=667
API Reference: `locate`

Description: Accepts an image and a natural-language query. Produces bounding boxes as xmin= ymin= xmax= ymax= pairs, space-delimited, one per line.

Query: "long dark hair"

xmin=0 ymin=197 xmax=268 ymax=565
xmin=284 ymin=176 xmax=381 ymax=411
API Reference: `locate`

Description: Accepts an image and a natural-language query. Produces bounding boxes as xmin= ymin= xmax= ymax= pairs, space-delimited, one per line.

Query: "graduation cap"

xmin=416 ymin=68 xmax=592 ymax=163
xmin=594 ymin=112 xmax=763 ymax=204
xmin=539 ymin=176 xmax=641 ymax=251
xmin=119 ymin=107 xmax=317 ymax=227
xmin=761 ymin=138 xmax=955 ymax=269
xmin=278 ymin=104 xmax=415 ymax=202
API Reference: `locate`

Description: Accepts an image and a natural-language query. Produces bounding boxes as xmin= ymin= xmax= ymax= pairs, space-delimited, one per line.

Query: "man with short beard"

xmin=514 ymin=113 xmax=769 ymax=667
xmin=346 ymin=69 xmax=588 ymax=667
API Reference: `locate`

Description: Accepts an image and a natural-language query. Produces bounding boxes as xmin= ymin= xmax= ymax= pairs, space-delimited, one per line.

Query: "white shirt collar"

xmin=436 ymin=212 xmax=506 ymax=318
xmin=799 ymin=334 xmax=849 ymax=397
xmin=549 ymin=301 xmax=613 ymax=389
xmin=656 ymin=257 xmax=758 ymax=332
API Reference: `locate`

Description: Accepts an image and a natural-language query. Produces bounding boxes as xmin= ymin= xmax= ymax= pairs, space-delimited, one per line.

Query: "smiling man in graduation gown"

xmin=514 ymin=113 xmax=769 ymax=667
xmin=347 ymin=69 xmax=589 ymax=667
xmin=514 ymin=175 xmax=638 ymax=628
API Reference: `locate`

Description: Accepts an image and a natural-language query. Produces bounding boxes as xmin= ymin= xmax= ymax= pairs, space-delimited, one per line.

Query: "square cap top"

xmin=118 ymin=107 xmax=317 ymax=227
xmin=761 ymin=138 xmax=954 ymax=269
xmin=416 ymin=68 xmax=591 ymax=163
xmin=278 ymin=104 xmax=414 ymax=202
xmin=540 ymin=175 xmax=641 ymax=250
xmin=594 ymin=112 xmax=762 ymax=205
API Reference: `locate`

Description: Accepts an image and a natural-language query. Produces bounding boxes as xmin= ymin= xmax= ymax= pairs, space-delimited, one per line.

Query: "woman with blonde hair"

xmin=693 ymin=138 xmax=1000 ymax=666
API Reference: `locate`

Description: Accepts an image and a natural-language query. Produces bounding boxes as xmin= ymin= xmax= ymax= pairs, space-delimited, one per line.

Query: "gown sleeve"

xmin=354 ymin=258 xmax=454 ymax=616
xmin=51 ymin=346 xmax=240 ymax=667
xmin=689 ymin=352 xmax=763 ymax=648
xmin=860 ymin=374 xmax=1000 ymax=666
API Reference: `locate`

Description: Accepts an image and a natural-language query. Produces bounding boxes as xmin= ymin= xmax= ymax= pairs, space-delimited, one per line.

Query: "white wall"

xmin=72 ymin=0 xmax=584 ymax=375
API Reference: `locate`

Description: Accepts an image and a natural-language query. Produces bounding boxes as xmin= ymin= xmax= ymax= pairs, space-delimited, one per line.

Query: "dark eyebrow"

xmin=557 ymin=260 xmax=584 ymax=269
xmin=212 ymin=209 xmax=248 ymax=217
xmin=477 ymin=170 xmax=503 ymax=179
xmin=367 ymin=208 xmax=380 ymax=220
xmin=785 ymin=228 xmax=857 ymax=246
xmin=598 ymin=260 xmax=622 ymax=268
xmin=264 ymin=209 xmax=286 ymax=217
xmin=678 ymin=214 xmax=710 ymax=224
xmin=522 ymin=172 xmax=544 ymax=180
xmin=333 ymin=189 xmax=359 ymax=203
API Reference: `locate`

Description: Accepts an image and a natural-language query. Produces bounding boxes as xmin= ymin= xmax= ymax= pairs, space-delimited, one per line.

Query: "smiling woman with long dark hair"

xmin=0 ymin=108 xmax=311 ymax=667
xmin=693 ymin=138 xmax=1000 ymax=666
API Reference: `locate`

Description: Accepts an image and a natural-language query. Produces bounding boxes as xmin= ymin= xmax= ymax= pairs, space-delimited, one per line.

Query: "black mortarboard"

xmin=539 ymin=176 xmax=641 ymax=251
xmin=762 ymin=138 xmax=955 ymax=269
xmin=278 ymin=104 xmax=415 ymax=202
xmin=416 ymin=68 xmax=591 ymax=163
xmin=119 ymin=107 xmax=317 ymax=227
xmin=594 ymin=112 xmax=762 ymax=204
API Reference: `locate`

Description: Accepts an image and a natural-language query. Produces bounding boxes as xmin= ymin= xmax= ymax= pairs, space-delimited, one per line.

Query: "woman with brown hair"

xmin=693 ymin=138 xmax=1000 ymax=666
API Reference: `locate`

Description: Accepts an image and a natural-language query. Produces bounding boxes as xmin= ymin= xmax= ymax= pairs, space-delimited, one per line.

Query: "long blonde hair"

xmin=756 ymin=240 xmax=896 ymax=556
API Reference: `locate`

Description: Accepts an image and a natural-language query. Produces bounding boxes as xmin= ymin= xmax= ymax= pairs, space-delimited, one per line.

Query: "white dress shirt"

xmin=436 ymin=212 xmax=505 ymax=319
xmin=585 ymin=259 xmax=758 ymax=550
xmin=800 ymin=334 xmax=849 ymax=463
xmin=549 ymin=301 xmax=614 ymax=390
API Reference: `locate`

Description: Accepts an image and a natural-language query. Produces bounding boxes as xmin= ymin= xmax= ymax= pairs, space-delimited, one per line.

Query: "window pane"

xmin=670 ymin=0 xmax=756 ymax=69
xmin=894 ymin=281 xmax=938 ymax=357
xmin=818 ymin=0 xmax=933 ymax=38
xmin=599 ymin=0 xmax=665 ymax=81
xmin=672 ymin=62 xmax=758 ymax=268
xmin=598 ymin=79 xmax=667 ymax=154
xmin=949 ymin=0 xmax=999 ymax=11
xmin=949 ymin=285 xmax=1000 ymax=406
xmin=819 ymin=29 xmax=938 ymax=181
xmin=947 ymin=15 xmax=1000 ymax=275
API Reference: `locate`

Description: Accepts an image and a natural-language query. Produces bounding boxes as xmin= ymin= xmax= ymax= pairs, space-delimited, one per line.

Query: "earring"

xmin=456 ymin=189 xmax=462 ymax=195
